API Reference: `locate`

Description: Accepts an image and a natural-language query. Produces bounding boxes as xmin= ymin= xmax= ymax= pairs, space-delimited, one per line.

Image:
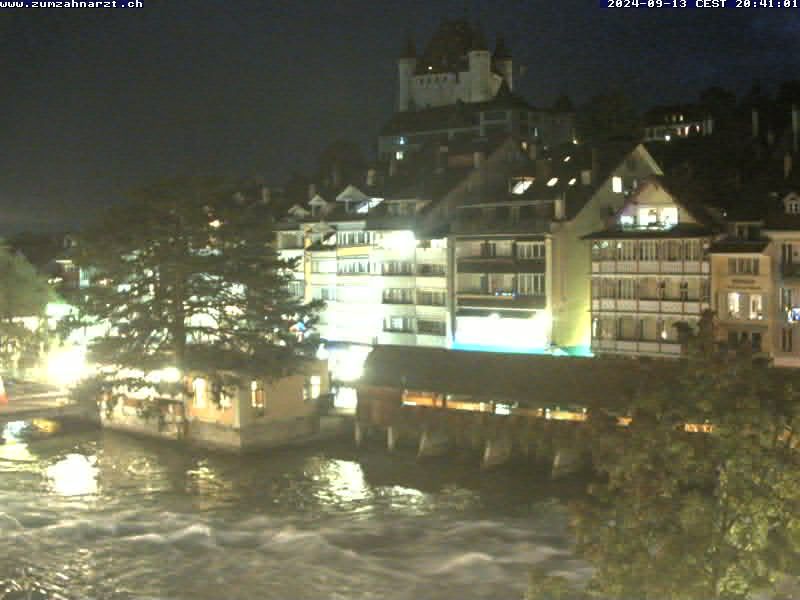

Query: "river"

xmin=0 ymin=421 xmax=590 ymax=600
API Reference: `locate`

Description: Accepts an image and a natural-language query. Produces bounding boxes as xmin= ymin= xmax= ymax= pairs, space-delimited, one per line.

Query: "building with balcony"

xmin=587 ymin=177 xmax=720 ymax=358
xmin=449 ymin=141 xmax=664 ymax=354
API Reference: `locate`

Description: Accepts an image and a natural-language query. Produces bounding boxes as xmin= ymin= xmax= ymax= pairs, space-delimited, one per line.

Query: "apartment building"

xmin=587 ymin=177 xmax=718 ymax=358
xmin=448 ymin=140 xmax=664 ymax=354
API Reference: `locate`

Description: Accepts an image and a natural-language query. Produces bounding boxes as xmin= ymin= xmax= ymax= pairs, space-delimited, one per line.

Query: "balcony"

xmin=592 ymin=260 xmax=709 ymax=275
xmin=457 ymin=292 xmax=546 ymax=310
xmin=592 ymin=298 xmax=709 ymax=315
xmin=592 ymin=339 xmax=682 ymax=356
xmin=458 ymin=256 xmax=545 ymax=274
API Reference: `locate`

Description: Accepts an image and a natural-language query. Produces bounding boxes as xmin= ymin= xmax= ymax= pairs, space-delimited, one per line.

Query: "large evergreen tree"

xmin=70 ymin=177 xmax=320 ymax=387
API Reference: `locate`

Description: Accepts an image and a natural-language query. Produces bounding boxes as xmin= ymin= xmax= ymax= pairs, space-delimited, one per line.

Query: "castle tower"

xmin=493 ymin=34 xmax=513 ymax=92
xmin=397 ymin=33 xmax=416 ymax=112
xmin=467 ymin=24 xmax=491 ymax=102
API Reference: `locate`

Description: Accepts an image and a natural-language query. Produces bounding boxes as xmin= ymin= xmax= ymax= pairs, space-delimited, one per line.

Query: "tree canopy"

xmin=70 ymin=177 xmax=321 ymax=386
xmin=572 ymin=313 xmax=800 ymax=599
xmin=0 ymin=245 xmax=51 ymax=372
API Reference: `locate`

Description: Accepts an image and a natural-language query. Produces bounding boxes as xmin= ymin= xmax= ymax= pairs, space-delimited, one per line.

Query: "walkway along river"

xmin=0 ymin=420 xmax=590 ymax=600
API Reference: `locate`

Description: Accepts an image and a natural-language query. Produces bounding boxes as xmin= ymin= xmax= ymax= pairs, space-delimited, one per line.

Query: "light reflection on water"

xmin=0 ymin=424 xmax=585 ymax=600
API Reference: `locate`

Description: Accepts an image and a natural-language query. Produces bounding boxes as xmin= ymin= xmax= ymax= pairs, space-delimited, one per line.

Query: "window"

xmin=518 ymin=273 xmax=545 ymax=296
xmin=417 ymin=320 xmax=446 ymax=336
xmin=612 ymin=176 xmax=623 ymax=193
xmin=384 ymin=316 xmax=414 ymax=333
xmin=680 ymin=281 xmax=689 ymax=301
xmin=395 ymin=151 xmax=404 ymax=161
xmin=728 ymin=257 xmax=759 ymax=275
xmin=510 ymin=177 xmax=534 ymax=195
xmin=337 ymin=231 xmax=372 ymax=247
xmin=750 ymin=294 xmax=763 ymax=320
xmin=783 ymin=329 xmax=794 ymax=352
xmin=312 ymin=286 xmax=336 ymax=301
xmin=303 ymin=376 xmax=322 ymax=402
xmin=383 ymin=288 xmax=413 ymax=304
xmin=618 ymin=279 xmax=636 ymax=299
xmin=382 ymin=261 xmax=413 ymax=275
xmin=193 ymin=378 xmax=207 ymax=409
xmin=640 ymin=241 xmax=658 ymax=261
xmin=666 ymin=241 xmax=682 ymax=261
xmin=251 ymin=380 xmax=265 ymax=416
xmin=685 ymin=240 xmax=701 ymax=261
xmin=416 ymin=289 xmax=445 ymax=306
xmin=752 ymin=332 xmax=763 ymax=352
xmin=288 ymin=280 xmax=304 ymax=298
xmin=727 ymin=292 xmax=740 ymax=318
xmin=517 ymin=242 xmax=545 ymax=260
xmin=788 ymin=200 xmax=800 ymax=214
xmin=782 ymin=243 xmax=794 ymax=264
xmin=616 ymin=241 xmax=636 ymax=261
xmin=338 ymin=258 xmax=370 ymax=275
xmin=417 ymin=263 xmax=446 ymax=276
xmin=781 ymin=287 xmax=793 ymax=312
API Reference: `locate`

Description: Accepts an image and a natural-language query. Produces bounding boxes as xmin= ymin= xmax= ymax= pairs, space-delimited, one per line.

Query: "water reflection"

xmin=46 ymin=454 xmax=98 ymax=497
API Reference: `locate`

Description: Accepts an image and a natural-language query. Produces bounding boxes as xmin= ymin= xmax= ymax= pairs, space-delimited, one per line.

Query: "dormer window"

xmin=510 ymin=177 xmax=534 ymax=195
xmin=788 ymin=200 xmax=800 ymax=214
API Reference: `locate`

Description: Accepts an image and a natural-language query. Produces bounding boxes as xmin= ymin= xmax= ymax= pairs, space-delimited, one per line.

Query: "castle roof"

xmin=415 ymin=19 xmax=487 ymax=75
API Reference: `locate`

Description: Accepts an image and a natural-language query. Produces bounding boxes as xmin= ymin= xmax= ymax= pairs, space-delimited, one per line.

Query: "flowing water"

xmin=0 ymin=421 xmax=590 ymax=600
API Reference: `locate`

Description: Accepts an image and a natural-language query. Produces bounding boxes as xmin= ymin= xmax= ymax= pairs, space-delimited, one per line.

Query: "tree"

xmin=70 ymin=177 xmax=321 ymax=390
xmin=574 ymin=313 xmax=800 ymax=599
xmin=0 ymin=246 xmax=51 ymax=373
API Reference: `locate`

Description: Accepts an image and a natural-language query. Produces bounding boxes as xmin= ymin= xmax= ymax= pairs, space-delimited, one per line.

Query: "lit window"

xmin=563 ymin=156 xmax=571 ymax=162
xmin=727 ymin=292 xmax=740 ymax=318
xmin=395 ymin=151 xmax=404 ymax=161
xmin=209 ymin=219 xmax=221 ymax=229
xmin=304 ymin=375 xmax=322 ymax=402
xmin=568 ymin=178 xmax=576 ymax=186
xmin=511 ymin=178 xmax=534 ymax=194
xmin=547 ymin=177 xmax=558 ymax=187
xmin=612 ymin=176 xmax=623 ymax=193
xmin=251 ymin=380 xmax=265 ymax=416
xmin=750 ymin=295 xmax=763 ymax=320
xmin=620 ymin=215 xmax=634 ymax=227
xmin=788 ymin=201 xmax=800 ymax=214
xmin=398 ymin=136 xmax=406 ymax=145
xmin=193 ymin=378 xmax=207 ymax=409
xmin=665 ymin=134 xmax=671 ymax=142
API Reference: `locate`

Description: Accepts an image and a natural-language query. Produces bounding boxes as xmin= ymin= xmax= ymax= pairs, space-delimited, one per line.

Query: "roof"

xmin=415 ymin=19 xmax=486 ymax=75
xmin=357 ymin=345 xmax=677 ymax=411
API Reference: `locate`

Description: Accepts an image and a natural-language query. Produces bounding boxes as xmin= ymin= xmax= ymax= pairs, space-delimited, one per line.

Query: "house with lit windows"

xmin=448 ymin=140 xmax=664 ymax=354
xmin=586 ymin=177 xmax=720 ymax=358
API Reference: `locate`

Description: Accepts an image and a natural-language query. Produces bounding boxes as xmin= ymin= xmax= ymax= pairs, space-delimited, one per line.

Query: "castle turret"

xmin=493 ymin=34 xmax=513 ymax=91
xmin=467 ymin=24 xmax=491 ymax=103
xmin=397 ymin=33 xmax=416 ymax=112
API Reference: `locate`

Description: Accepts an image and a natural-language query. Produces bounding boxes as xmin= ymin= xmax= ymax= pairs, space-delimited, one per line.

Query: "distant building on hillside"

xmin=643 ymin=105 xmax=714 ymax=143
xmin=379 ymin=19 xmax=575 ymax=165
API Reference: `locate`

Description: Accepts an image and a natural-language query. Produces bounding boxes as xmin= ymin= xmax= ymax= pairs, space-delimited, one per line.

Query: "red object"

xmin=0 ymin=377 xmax=7 ymax=405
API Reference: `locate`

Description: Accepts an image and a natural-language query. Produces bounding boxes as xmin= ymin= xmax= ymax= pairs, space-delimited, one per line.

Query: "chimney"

xmin=792 ymin=104 xmax=799 ymax=154
xmin=705 ymin=116 xmax=713 ymax=136
xmin=308 ymin=183 xmax=317 ymax=201
xmin=366 ymin=168 xmax=377 ymax=187
xmin=261 ymin=186 xmax=271 ymax=205
xmin=785 ymin=153 xmax=793 ymax=180
xmin=752 ymin=107 xmax=759 ymax=138
xmin=473 ymin=151 xmax=485 ymax=169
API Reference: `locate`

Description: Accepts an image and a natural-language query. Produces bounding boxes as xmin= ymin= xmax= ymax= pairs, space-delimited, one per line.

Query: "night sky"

xmin=1 ymin=0 xmax=799 ymax=233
